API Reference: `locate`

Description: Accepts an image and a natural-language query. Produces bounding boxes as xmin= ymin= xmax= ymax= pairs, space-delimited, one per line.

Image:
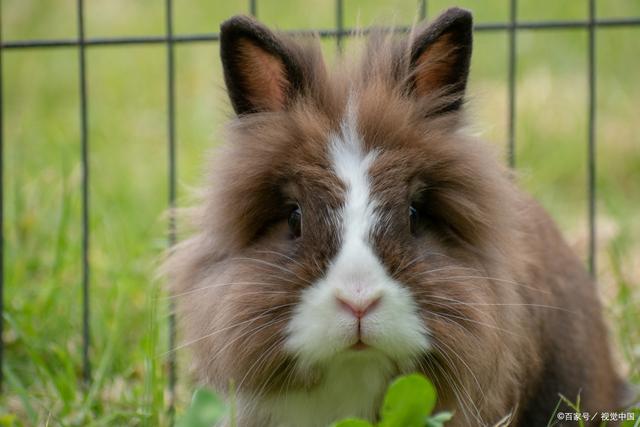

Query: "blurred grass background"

xmin=1 ymin=0 xmax=639 ymax=425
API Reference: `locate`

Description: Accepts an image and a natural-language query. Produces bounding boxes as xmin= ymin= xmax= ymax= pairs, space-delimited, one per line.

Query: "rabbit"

xmin=165 ymin=7 xmax=631 ymax=427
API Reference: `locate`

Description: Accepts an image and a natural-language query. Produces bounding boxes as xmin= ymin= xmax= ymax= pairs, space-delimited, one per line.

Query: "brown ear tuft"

xmin=409 ymin=7 xmax=473 ymax=111
xmin=220 ymin=15 xmax=305 ymax=115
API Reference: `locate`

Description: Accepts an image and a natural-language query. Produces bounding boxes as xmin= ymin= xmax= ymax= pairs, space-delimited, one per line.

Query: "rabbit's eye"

xmin=409 ymin=205 xmax=418 ymax=235
xmin=288 ymin=206 xmax=302 ymax=238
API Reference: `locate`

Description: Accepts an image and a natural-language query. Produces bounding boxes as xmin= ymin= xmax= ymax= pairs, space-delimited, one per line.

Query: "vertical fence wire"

xmin=336 ymin=0 xmax=343 ymax=53
xmin=165 ymin=0 xmax=177 ymax=421
xmin=419 ymin=0 xmax=427 ymax=21
xmin=250 ymin=0 xmax=257 ymax=17
xmin=0 ymin=0 xmax=4 ymax=393
xmin=507 ymin=0 xmax=517 ymax=168
xmin=76 ymin=0 xmax=91 ymax=387
xmin=587 ymin=0 xmax=597 ymax=277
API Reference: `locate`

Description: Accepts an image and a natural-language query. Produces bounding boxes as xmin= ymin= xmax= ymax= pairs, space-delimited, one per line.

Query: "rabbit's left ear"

xmin=220 ymin=15 xmax=306 ymax=115
xmin=409 ymin=7 xmax=473 ymax=110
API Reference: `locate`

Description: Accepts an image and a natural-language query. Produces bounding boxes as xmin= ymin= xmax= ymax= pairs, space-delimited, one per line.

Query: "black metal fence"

xmin=1 ymin=0 xmax=639 ymax=420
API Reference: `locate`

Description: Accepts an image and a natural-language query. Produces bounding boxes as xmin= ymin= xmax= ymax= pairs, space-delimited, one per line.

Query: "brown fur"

xmin=165 ymin=8 xmax=629 ymax=426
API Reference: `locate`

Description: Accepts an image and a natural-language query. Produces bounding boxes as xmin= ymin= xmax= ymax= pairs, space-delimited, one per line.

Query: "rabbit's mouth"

xmin=283 ymin=232 xmax=431 ymax=369
xmin=350 ymin=340 xmax=369 ymax=351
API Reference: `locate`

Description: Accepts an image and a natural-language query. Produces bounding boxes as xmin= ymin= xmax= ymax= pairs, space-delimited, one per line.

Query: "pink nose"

xmin=336 ymin=295 xmax=381 ymax=319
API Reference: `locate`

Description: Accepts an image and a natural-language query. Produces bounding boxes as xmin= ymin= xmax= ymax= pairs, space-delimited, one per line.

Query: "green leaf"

xmin=177 ymin=388 xmax=226 ymax=427
xmin=379 ymin=374 xmax=438 ymax=427
xmin=425 ymin=412 xmax=453 ymax=427
xmin=331 ymin=419 xmax=374 ymax=427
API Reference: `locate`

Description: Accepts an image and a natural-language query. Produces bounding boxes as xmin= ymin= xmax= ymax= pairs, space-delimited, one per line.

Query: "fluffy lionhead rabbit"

xmin=167 ymin=7 xmax=631 ymax=427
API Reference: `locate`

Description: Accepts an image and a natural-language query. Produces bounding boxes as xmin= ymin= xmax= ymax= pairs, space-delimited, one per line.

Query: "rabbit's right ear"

xmin=220 ymin=16 xmax=306 ymax=115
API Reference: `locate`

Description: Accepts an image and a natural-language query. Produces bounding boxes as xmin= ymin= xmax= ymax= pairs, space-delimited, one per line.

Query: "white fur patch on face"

xmin=275 ymin=99 xmax=429 ymax=425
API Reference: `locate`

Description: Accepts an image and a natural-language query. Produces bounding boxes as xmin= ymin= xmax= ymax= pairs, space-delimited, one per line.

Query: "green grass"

xmin=2 ymin=1 xmax=639 ymax=425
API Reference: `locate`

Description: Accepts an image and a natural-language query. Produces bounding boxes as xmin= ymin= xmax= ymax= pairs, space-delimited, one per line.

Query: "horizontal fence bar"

xmin=3 ymin=17 xmax=640 ymax=50
xmin=2 ymin=34 xmax=219 ymax=49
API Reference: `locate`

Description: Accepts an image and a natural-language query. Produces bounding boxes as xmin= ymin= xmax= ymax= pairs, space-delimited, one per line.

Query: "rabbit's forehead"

xmin=324 ymin=95 xmax=404 ymax=214
xmin=326 ymin=97 xmax=384 ymax=258
xmin=329 ymin=101 xmax=377 ymax=227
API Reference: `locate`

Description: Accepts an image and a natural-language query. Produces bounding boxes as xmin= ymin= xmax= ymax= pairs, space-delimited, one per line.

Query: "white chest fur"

xmin=253 ymin=352 xmax=396 ymax=427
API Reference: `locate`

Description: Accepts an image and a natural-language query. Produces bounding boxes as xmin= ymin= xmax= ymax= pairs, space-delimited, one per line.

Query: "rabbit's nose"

xmin=335 ymin=294 xmax=382 ymax=319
